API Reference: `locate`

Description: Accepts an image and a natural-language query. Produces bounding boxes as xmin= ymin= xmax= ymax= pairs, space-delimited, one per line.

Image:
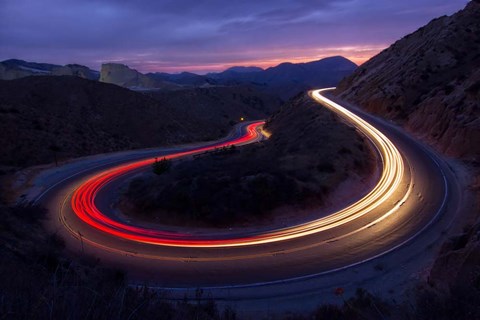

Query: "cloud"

xmin=0 ymin=0 xmax=468 ymax=73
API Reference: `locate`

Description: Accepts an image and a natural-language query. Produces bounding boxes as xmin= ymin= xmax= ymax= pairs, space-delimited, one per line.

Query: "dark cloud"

xmin=0 ymin=0 xmax=468 ymax=73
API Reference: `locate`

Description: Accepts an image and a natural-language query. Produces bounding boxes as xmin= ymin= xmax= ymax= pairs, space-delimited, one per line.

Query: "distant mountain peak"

xmin=320 ymin=55 xmax=352 ymax=61
xmin=304 ymin=56 xmax=357 ymax=67
xmin=224 ymin=66 xmax=263 ymax=73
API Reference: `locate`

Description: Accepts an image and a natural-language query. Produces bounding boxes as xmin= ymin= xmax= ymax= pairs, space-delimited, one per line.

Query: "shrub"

xmin=152 ymin=157 xmax=171 ymax=175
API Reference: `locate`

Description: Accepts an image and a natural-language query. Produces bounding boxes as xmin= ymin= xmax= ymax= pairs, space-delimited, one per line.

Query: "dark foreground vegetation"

xmin=1 ymin=201 xmax=479 ymax=319
xmin=119 ymin=94 xmax=374 ymax=227
xmin=0 ymin=201 xmax=237 ymax=320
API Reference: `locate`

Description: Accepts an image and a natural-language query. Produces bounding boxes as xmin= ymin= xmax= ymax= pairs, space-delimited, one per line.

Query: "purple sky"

xmin=0 ymin=0 xmax=468 ymax=73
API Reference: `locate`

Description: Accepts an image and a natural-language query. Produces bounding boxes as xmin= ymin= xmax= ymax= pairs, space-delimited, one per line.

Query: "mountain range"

xmin=0 ymin=56 xmax=357 ymax=100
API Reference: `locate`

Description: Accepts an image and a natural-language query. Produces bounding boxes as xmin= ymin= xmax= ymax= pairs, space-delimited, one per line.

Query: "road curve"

xmin=35 ymin=88 xmax=461 ymax=303
xmin=69 ymin=88 xmax=404 ymax=248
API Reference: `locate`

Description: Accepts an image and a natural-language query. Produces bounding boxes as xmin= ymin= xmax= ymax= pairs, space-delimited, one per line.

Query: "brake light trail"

xmin=70 ymin=88 xmax=407 ymax=247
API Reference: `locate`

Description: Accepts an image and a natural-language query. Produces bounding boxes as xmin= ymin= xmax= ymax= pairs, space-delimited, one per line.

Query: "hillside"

xmin=0 ymin=76 xmax=280 ymax=167
xmin=146 ymin=85 xmax=280 ymax=129
xmin=335 ymin=2 xmax=480 ymax=317
xmin=335 ymin=1 xmax=480 ymax=159
xmin=119 ymin=93 xmax=374 ymax=227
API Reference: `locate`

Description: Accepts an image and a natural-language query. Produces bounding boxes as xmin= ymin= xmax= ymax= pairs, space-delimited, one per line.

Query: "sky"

xmin=0 ymin=0 xmax=469 ymax=74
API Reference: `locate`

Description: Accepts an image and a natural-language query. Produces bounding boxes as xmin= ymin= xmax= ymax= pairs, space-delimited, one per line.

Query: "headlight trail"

xmin=69 ymin=88 xmax=406 ymax=248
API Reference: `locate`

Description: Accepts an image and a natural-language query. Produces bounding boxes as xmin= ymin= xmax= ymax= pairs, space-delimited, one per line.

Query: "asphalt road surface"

xmin=32 ymin=88 xmax=463 ymax=311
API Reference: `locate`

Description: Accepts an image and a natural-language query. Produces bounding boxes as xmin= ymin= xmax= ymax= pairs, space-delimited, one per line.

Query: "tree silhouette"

xmin=48 ymin=145 xmax=61 ymax=167
xmin=152 ymin=157 xmax=171 ymax=175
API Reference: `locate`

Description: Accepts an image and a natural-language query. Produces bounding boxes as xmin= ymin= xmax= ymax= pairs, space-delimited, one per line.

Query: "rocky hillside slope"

xmin=120 ymin=93 xmax=374 ymax=227
xmin=336 ymin=2 xmax=480 ymax=316
xmin=335 ymin=1 xmax=480 ymax=159
xmin=0 ymin=76 xmax=280 ymax=167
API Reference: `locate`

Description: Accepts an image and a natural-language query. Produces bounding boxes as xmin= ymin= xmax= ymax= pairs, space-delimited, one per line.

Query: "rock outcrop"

xmin=99 ymin=63 xmax=178 ymax=90
xmin=335 ymin=1 xmax=480 ymax=159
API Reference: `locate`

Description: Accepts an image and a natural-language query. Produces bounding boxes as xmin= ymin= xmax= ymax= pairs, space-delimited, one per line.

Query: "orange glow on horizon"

xmin=130 ymin=45 xmax=387 ymax=74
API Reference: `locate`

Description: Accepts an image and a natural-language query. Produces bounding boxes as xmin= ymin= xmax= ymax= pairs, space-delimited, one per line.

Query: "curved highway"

xmin=33 ymin=88 xmax=462 ymax=306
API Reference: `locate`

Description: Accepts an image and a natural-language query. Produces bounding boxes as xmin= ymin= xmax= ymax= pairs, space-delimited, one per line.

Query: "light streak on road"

xmin=69 ymin=88 xmax=406 ymax=248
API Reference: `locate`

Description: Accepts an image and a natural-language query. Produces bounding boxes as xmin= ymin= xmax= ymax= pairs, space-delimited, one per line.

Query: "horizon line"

xmin=1 ymin=47 xmax=385 ymax=75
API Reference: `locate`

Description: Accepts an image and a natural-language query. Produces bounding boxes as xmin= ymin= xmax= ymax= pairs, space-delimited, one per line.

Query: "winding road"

xmin=31 ymin=88 xmax=462 ymax=312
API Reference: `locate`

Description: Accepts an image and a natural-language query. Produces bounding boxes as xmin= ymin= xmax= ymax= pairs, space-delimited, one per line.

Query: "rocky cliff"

xmin=335 ymin=1 xmax=480 ymax=159
xmin=99 ymin=63 xmax=178 ymax=90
